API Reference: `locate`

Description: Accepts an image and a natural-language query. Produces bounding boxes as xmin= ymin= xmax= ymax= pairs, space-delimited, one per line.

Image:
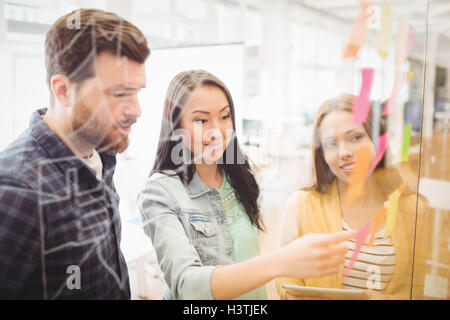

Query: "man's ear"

xmin=50 ymin=74 xmax=72 ymax=107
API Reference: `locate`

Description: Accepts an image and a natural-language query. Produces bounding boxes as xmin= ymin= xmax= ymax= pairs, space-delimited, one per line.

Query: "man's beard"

xmin=71 ymin=102 xmax=130 ymax=154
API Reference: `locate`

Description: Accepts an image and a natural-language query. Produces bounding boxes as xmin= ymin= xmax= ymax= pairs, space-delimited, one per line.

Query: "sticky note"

xmin=368 ymin=206 xmax=387 ymax=245
xmin=401 ymin=124 xmax=412 ymax=162
xmin=395 ymin=18 xmax=408 ymax=66
xmin=343 ymin=1 xmax=372 ymax=59
xmin=405 ymin=25 xmax=416 ymax=61
xmin=406 ymin=72 xmax=414 ymax=82
xmin=353 ymin=68 xmax=374 ymax=125
xmin=382 ymin=70 xmax=405 ymax=116
xmin=384 ymin=189 xmax=400 ymax=238
xmin=367 ymin=133 xmax=389 ymax=176
xmin=377 ymin=1 xmax=393 ymax=58
xmin=343 ymin=221 xmax=372 ymax=277
xmin=399 ymin=180 xmax=408 ymax=194
xmin=346 ymin=145 xmax=373 ymax=204
xmin=393 ymin=124 xmax=412 ymax=164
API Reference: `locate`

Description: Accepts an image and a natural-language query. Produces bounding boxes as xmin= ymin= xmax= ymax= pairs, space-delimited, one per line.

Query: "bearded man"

xmin=0 ymin=8 xmax=150 ymax=299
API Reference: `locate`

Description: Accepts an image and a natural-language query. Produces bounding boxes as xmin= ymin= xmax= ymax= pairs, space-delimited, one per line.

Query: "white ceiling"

xmin=292 ymin=0 xmax=450 ymax=36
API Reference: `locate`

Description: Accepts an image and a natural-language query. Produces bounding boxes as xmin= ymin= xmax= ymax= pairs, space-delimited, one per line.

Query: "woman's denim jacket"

xmin=137 ymin=170 xmax=236 ymax=300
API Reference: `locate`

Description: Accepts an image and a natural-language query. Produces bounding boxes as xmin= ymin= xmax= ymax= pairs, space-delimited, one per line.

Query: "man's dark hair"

xmin=45 ymin=8 xmax=150 ymax=105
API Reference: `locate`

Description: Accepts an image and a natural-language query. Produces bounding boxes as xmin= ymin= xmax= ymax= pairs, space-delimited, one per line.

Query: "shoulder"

xmin=286 ymin=189 xmax=310 ymax=208
xmin=0 ymin=130 xmax=43 ymax=188
xmin=143 ymin=170 xmax=186 ymax=193
xmin=284 ymin=188 xmax=318 ymax=220
xmin=138 ymin=170 xmax=185 ymax=210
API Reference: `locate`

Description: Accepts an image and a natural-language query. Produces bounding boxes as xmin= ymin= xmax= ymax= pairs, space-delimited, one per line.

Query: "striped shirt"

xmin=342 ymin=219 xmax=395 ymax=292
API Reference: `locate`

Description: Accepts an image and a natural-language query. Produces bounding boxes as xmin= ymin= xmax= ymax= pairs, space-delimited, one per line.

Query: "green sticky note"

xmin=401 ymin=124 xmax=412 ymax=162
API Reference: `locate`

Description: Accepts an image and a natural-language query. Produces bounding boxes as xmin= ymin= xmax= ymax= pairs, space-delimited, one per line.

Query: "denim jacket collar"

xmin=186 ymin=171 xmax=211 ymax=198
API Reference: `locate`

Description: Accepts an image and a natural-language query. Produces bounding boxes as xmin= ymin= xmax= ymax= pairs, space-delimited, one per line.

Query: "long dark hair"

xmin=151 ymin=70 xmax=263 ymax=231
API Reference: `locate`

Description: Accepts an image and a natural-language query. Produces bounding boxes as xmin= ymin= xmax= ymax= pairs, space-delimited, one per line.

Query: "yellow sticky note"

xmin=377 ymin=1 xmax=393 ymax=58
xmin=384 ymin=189 xmax=400 ymax=238
xmin=406 ymin=72 xmax=414 ymax=81
xmin=368 ymin=206 xmax=387 ymax=245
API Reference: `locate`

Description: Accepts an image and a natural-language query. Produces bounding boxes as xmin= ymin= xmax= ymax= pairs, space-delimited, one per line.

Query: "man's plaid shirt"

xmin=0 ymin=108 xmax=130 ymax=299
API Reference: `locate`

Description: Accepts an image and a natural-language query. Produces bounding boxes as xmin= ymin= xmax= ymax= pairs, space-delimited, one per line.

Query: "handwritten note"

xmin=377 ymin=1 xmax=393 ymax=58
xmin=343 ymin=1 xmax=372 ymax=59
xmin=343 ymin=221 xmax=372 ymax=277
xmin=353 ymin=68 xmax=374 ymax=125
xmin=346 ymin=145 xmax=373 ymax=204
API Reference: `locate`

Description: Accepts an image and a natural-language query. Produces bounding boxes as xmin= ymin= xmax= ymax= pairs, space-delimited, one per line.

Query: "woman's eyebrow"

xmin=191 ymin=110 xmax=210 ymax=115
xmin=191 ymin=105 xmax=230 ymax=115
xmin=345 ymin=128 xmax=362 ymax=134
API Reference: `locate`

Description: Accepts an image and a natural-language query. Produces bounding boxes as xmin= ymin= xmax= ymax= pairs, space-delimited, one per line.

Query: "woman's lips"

xmin=340 ymin=162 xmax=355 ymax=174
xmin=204 ymin=141 xmax=223 ymax=148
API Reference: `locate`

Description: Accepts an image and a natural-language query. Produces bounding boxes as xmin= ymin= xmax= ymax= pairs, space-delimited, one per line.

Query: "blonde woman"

xmin=277 ymin=94 xmax=426 ymax=300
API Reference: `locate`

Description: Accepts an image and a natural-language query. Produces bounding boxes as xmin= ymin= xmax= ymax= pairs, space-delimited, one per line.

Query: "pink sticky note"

xmin=353 ymin=68 xmax=374 ymax=126
xmin=405 ymin=25 xmax=416 ymax=61
xmin=343 ymin=221 xmax=372 ymax=278
xmin=382 ymin=70 xmax=405 ymax=116
xmin=367 ymin=132 xmax=390 ymax=176
xmin=395 ymin=18 xmax=408 ymax=66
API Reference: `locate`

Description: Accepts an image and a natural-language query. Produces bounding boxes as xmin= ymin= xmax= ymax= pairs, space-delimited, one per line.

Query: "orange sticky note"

xmin=399 ymin=180 xmax=408 ymax=194
xmin=377 ymin=1 xmax=393 ymax=58
xmin=368 ymin=206 xmax=387 ymax=245
xmin=346 ymin=145 xmax=373 ymax=204
xmin=343 ymin=1 xmax=372 ymax=59
xmin=384 ymin=189 xmax=400 ymax=238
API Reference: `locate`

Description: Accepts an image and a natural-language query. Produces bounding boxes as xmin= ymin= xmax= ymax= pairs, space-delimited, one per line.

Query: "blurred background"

xmin=0 ymin=0 xmax=448 ymax=299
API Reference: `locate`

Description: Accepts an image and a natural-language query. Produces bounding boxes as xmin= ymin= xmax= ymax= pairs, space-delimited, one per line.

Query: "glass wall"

xmin=0 ymin=0 xmax=448 ymax=300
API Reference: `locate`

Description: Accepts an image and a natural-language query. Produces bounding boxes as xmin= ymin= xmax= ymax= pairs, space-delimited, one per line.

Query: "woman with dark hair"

xmin=276 ymin=94 xmax=426 ymax=300
xmin=138 ymin=70 xmax=354 ymax=300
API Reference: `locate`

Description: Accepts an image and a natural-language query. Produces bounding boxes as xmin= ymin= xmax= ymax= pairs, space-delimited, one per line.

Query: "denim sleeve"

xmin=0 ymin=178 xmax=41 ymax=299
xmin=137 ymin=179 xmax=216 ymax=300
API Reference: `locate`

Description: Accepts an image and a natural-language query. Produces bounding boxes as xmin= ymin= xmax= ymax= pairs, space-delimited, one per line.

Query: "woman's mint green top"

xmin=218 ymin=173 xmax=267 ymax=300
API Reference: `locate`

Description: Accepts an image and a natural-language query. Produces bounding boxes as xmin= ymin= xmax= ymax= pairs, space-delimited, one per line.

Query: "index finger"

xmin=316 ymin=230 xmax=356 ymax=245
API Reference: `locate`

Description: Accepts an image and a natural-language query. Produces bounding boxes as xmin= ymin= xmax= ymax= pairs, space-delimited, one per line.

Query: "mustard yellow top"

xmin=276 ymin=180 xmax=426 ymax=300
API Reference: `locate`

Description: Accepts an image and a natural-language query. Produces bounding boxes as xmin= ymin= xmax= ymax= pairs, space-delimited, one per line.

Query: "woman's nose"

xmin=339 ymin=142 xmax=353 ymax=160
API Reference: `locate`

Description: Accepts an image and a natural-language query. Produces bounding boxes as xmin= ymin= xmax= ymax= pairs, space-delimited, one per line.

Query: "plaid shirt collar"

xmin=30 ymin=108 xmax=117 ymax=183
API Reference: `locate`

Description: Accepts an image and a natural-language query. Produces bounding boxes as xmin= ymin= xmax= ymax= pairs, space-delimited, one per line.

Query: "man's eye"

xmin=114 ymin=92 xmax=129 ymax=97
